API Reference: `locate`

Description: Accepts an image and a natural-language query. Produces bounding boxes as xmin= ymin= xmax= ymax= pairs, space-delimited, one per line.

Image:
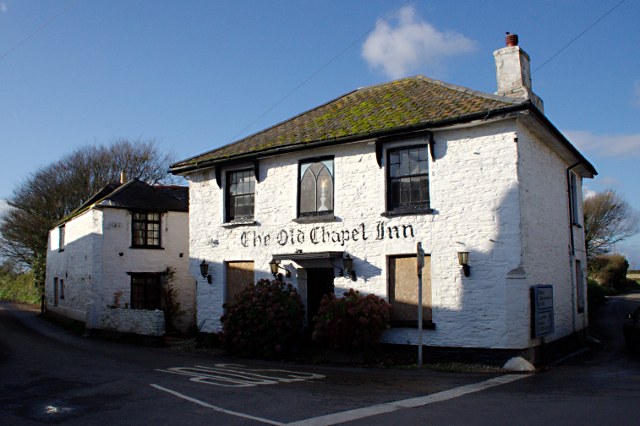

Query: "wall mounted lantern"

xmin=200 ymin=259 xmax=212 ymax=284
xmin=343 ymin=254 xmax=356 ymax=281
xmin=269 ymin=259 xmax=291 ymax=282
xmin=458 ymin=251 xmax=470 ymax=277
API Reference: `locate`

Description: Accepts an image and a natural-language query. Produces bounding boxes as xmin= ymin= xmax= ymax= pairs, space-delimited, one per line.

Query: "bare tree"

xmin=0 ymin=138 xmax=177 ymax=289
xmin=584 ymin=190 xmax=640 ymax=259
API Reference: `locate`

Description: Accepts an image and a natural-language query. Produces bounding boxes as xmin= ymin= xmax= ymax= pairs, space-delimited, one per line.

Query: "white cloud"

xmin=582 ymin=187 xmax=597 ymax=199
xmin=566 ymin=130 xmax=640 ymax=158
xmin=361 ymin=6 xmax=476 ymax=79
xmin=0 ymin=3 xmax=7 ymax=14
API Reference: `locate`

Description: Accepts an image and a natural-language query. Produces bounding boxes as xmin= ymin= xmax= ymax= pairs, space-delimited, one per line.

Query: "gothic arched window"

xmin=299 ymin=158 xmax=333 ymax=216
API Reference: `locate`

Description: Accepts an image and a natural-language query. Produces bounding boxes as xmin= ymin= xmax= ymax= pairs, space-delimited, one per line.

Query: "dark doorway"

xmin=306 ymin=268 xmax=335 ymax=328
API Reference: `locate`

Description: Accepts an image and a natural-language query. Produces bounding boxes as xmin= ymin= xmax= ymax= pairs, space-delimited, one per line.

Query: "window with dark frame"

xmin=226 ymin=169 xmax=255 ymax=222
xmin=58 ymin=225 xmax=65 ymax=252
xmin=387 ymin=145 xmax=430 ymax=213
xmin=576 ymin=259 xmax=585 ymax=313
xmin=569 ymin=172 xmax=580 ymax=225
xmin=130 ymin=273 xmax=162 ymax=310
xmin=53 ymin=277 xmax=59 ymax=306
xmin=131 ymin=212 xmax=161 ymax=247
xmin=299 ymin=158 xmax=334 ymax=217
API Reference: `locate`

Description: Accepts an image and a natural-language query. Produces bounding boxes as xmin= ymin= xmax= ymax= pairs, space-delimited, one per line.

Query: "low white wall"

xmin=99 ymin=308 xmax=165 ymax=336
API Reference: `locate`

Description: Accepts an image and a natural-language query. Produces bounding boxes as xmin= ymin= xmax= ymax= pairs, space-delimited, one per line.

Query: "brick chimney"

xmin=494 ymin=33 xmax=543 ymax=112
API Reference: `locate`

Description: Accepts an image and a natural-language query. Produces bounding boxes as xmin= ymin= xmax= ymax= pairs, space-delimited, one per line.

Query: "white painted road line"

xmin=157 ymin=364 xmax=325 ymax=388
xmin=152 ymin=373 xmax=529 ymax=425
xmin=150 ymin=384 xmax=285 ymax=425
xmin=286 ymin=374 xmax=530 ymax=426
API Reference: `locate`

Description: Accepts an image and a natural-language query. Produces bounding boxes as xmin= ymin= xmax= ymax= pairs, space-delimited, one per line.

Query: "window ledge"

xmin=293 ymin=214 xmax=336 ymax=224
xmin=221 ymin=219 xmax=257 ymax=228
xmin=129 ymin=246 xmax=164 ymax=250
xmin=382 ymin=208 xmax=433 ymax=217
xmin=390 ymin=320 xmax=436 ymax=329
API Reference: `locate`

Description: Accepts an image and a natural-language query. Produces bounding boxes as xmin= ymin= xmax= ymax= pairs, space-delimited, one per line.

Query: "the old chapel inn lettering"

xmin=240 ymin=222 xmax=416 ymax=248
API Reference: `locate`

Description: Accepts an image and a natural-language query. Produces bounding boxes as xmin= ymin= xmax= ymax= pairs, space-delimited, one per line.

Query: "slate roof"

xmin=170 ymin=75 xmax=525 ymax=172
xmin=56 ymin=179 xmax=188 ymax=226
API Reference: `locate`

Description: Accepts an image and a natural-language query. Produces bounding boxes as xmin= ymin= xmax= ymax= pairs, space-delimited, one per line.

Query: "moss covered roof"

xmin=171 ymin=75 xmax=523 ymax=171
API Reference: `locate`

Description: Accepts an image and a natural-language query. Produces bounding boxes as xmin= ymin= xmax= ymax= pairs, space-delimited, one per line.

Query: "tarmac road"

xmin=1 ymin=295 xmax=638 ymax=425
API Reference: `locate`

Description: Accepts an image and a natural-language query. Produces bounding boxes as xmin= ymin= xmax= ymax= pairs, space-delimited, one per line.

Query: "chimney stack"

xmin=120 ymin=171 xmax=127 ymax=184
xmin=493 ymin=33 xmax=543 ymax=112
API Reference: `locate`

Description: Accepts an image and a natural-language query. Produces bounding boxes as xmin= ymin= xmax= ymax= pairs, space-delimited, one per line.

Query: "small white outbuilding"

xmin=45 ymin=179 xmax=194 ymax=336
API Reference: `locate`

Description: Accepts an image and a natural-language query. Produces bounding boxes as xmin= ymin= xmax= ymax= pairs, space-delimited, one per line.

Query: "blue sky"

xmin=0 ymin=0 xmax=638 ymax=266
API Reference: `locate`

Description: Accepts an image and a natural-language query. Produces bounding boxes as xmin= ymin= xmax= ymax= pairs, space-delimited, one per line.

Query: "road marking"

xmin=150 ymin=384 xmax=285 ymax=425
xmin=152 ymin=373 xmax=529 ymax=425
xmin=157 ymin=363 xmax=325 ymax=388
xmin=286 ymin=374 xmax=530 ymax=426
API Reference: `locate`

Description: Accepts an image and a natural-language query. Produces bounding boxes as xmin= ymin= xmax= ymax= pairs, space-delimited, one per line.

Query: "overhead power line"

xmin=228 ymin=0 xmax=412 ymax=142
xmin=0 ymin=0 xmax=79 ymax=63
xmin=533 ymin=0 xmax=626 ymax=74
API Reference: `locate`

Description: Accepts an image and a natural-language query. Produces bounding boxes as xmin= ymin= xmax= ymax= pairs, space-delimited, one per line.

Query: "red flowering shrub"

xmin=312 ymin=289 xmax=391 ymax=350
xmin=220 ymin=279 xmax=305 ymax=358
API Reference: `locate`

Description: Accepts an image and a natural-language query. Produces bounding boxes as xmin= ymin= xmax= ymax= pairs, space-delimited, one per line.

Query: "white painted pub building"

xmin=171 ymin=35 xmax=596 ymax=361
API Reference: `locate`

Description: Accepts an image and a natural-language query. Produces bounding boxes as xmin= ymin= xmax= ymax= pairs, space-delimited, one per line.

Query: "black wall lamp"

xmin=200 ymin=259 xmax=212 ymax=284
xmin=458 ymin=251 xmax=470 ymax=277
xmin=269 ymin=259 xmax=291 ymax=282
xmin=343 ymin=254 xmax=356 ymax=281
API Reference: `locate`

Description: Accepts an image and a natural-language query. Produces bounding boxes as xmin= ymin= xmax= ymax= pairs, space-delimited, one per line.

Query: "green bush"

xmin=589 ymin=254 xmax=629 ymax=291
xmin=312 ymin=289 xmax=391 ymax=350
xmin=220 ymin=279 xmax=304 ymax=358
xmin=587 ymin=278 xmax=616 ymax=313
xmin=0 ymin=270 xmax=40 ymax=304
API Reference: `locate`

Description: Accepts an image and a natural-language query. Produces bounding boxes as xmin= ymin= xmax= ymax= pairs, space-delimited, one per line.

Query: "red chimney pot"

xmin=505 ymin=32 xmax=519 ymax=47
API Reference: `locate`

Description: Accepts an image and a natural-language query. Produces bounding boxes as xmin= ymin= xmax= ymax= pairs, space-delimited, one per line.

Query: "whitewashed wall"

xmin=46 ymin=209 xmax=103 ymax=322
xmin=99 ymin=208 xmax=194 ymax=332
xmin=516 ymin=122 xmax=588 ymax=343
xmin=187 ymin=119 xmax=564 ymax=350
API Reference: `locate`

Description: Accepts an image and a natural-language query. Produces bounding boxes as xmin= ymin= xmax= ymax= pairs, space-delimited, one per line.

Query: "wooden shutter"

xmin=389 ymin=255 xmax=432 ymax=323
xmin=226 ymin=261 xmax=254 ymax=303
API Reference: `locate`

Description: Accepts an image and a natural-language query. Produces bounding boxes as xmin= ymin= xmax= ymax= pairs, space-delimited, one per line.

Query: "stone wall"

xmin=99 ymin=308 xmax=165 ymax=336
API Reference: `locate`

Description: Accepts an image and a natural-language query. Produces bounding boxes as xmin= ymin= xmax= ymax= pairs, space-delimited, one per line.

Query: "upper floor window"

xmin=132 ymin=212 xmax=161 ymax=247
xmin=299 ymin=158 xmax=334 ymax=217
xmin=58 ymin=225 xmax=65 ymax=252
xmin=387 ymin=146 xmax=430 ymax=214
xmin=226 ymin=169 xmax=255 ymax=222
xmin=569 ymin=172 xmax=580 ymax=225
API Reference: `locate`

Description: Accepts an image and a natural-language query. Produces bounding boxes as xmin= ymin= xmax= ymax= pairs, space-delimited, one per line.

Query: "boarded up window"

xmin=389 ymin=255 xmax=431 ymax=325
xmin=226 ymin=261 xmax=254 ymax=304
